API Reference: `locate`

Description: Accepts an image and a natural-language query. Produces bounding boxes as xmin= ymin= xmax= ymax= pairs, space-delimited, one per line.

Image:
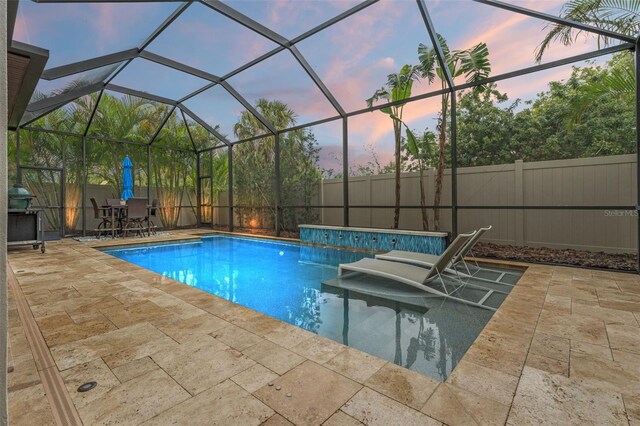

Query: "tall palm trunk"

xmin=419 ymin=165 xmax=428 ymax=230
xmin=433 ymin=93 xmax=449 ymax=230
xmin=393 ymin=116 xmax=402 ymax=229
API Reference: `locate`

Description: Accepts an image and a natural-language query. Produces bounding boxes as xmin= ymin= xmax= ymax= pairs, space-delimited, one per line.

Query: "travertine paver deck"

xmin=6 ymin=230 xmax=640 ymax=425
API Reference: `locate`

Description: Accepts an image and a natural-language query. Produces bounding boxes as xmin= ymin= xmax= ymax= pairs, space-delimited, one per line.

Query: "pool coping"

xmin=7 ymin=229 xmax=639 ymax=424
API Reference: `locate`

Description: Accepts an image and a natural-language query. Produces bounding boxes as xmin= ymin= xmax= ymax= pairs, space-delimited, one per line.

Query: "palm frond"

xmin=536 ymin=0 xmax=640 ymax=62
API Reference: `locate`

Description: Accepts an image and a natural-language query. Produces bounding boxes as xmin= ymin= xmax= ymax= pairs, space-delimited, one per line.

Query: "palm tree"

xmin=366 ymin=64 xmax=421 ymax=229
xmin=535 ymin=0 xmax=640 ymax=63
xmin=82 ymin=93 xmax=158 ymax=195
xmin=418 ymin=35 xmax=491 ymax=230
xmin=405 ymin=129 xmax=437 ymax=230
xmin=535 ymin=0 xmax=637 ymax=120
xmin=233 ymin=99 xmax=297 ymax=229
xmin=153 ymin=112 xmax=195 ymax=228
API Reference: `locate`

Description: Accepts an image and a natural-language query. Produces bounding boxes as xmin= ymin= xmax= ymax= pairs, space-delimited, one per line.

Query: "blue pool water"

xmin=105 ymin=234 xmax=507 ymax=381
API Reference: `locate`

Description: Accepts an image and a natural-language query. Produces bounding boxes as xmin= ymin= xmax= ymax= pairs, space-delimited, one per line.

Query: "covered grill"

xmin=8 ymin=183 xmax=34 ymax=210
xmin=7 ymin=183 xmax=44 ymax=253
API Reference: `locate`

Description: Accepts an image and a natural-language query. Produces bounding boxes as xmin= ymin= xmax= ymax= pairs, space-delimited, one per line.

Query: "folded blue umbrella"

xmin=121 ymin=156 xmax=134 ymax=201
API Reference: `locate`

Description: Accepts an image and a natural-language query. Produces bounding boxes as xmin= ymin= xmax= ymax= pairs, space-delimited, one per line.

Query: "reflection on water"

xmin=105 ymin=235 xmax=508 ymax=381
xmin=317 ymin=285 xmax=493 ymax=380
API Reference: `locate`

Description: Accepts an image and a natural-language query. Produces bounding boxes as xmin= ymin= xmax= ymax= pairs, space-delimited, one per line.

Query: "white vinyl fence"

xmin=211 ymin=154 xmax=636 ymax=253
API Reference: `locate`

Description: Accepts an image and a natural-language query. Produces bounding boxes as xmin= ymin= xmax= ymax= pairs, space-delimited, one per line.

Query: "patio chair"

xmin=375 ymin=226 xmax=518 ymax=286
xmin=145 ymin=199 xmax=159 ymax=235
xmin=90 ymin=197 xmax=111 ymax=239
xmin=123 ymin=198 xmax=148 ymax=238
xmin=338 ymin=231 xmax=504 ymax=311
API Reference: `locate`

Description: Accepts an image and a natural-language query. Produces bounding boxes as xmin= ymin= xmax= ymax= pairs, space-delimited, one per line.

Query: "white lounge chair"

xmin=375 ymin=226 xmax=519 ymax=286
xmin=338 ymin=231 xmax=503 ymax=311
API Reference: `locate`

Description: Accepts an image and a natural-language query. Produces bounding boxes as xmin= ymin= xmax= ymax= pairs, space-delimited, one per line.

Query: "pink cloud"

xmin=13 ymin=9 xmax=31 ymax=44
xmin=264 ymin=0 xmax=362 ymax=39
xmin=95 ymin=4 xmax=119 ymax=54
xmin=452 ymin=0 xmax=598 ymax=81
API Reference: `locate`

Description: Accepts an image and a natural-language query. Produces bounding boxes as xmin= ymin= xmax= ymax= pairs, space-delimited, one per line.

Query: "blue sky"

xmin=15 ymin=0 xmax=607 ymax=170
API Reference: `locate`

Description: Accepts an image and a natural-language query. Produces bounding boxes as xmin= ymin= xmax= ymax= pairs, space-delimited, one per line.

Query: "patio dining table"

xmin=102 ymin=202 xmax=127 ymax=239
xmin=102 ymin=200 xmax=152 ymax=238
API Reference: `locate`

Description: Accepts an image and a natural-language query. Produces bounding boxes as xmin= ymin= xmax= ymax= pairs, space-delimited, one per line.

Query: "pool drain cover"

xmin=77 ymin=382 xmax=97 ymax=392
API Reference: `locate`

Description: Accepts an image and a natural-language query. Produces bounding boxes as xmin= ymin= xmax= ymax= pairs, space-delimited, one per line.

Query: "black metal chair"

xmin=123 ymin=198 xmax=148 ymax=238
xmin=145 ymin=199 xmax=159 ymax=235
xmin=90 ymin=198 xmax=111 ymax=239
xmin=104 ymin=198 xmax=126 ymax=235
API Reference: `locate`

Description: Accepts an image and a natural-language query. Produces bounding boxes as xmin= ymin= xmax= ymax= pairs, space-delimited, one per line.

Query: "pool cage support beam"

xmin=416 ymin=0 xmax=455 ymax=90
xmin=42 ymin=49 xmax=138 ymax=80
xmin=149 ymin=105 xmax=177 ymax=145
xmin=196 ymin=152 xmax=201 ymax=228
xmin=60 ymin=139 xmax=67 ymax=237
xmin=451 ymin=92 xmax=458 ymax=237
xmin=228 ymin=145 xmax=234 ymax=232
xmin=81 ymin=136 xmax=87 ymax=236
xmin=180 ymin=109 xmax=199 ymax=153
xmin=83 ymin=90 xmax=104 ymax=137
xmin=343 ymin=118 xmax=349 ymax=227
xmin=210 ymin=153 xmax=215 ymax=229
xmin=416 ymin=0 xmax=457 ymax=236
xmin=180 ymin=104 xmax=232 ymax=146
xmin=636 ymin=35 xmax=640 ymax=273
xmin=275 ymin=132 xmax=282 ymax=237
xmin=147 ymin=145 xmax=152 ymax=205
xmin=474 ymin=0 xmax=635 ymax=45
xmin=219 ymin=82 xmax=276 ymax=135
xmin=82 ymin=90 xmax=102 ymax=236
xmin=15 ymin=127 xmax=21 ymax=184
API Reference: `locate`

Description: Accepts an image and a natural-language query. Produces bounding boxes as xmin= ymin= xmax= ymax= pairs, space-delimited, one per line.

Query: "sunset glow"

xmin=14 ymin=0 xmax=607 ymax=170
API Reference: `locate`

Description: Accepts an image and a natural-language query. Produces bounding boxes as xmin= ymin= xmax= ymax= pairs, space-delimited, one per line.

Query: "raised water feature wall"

xmin=299 ymin=225 xmax=449 ymax=255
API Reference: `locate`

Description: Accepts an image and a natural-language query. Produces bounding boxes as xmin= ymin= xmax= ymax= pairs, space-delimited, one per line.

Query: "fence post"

xmin=514 ymin=159 xmax=524 ymax=246
xmin=369 ymin=175 xmax=373 ymax=227
xmin=320 ymin=179 xmax=324 ymax=225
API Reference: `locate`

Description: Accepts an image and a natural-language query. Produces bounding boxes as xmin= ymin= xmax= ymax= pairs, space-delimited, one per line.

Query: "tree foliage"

xmin=417 ymin=34 xmax=491 ymax=230
xmin=367 ymin=64 xmax=421 ymax=229
xmin=232 ymin=99 xmax=321 ymax=231
xmin=455 ymin=53 xmax=635 ymax=166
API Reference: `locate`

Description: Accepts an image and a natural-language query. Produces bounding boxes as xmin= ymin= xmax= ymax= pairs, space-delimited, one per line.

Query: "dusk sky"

xmin=15 ymin=0 xmax=608 ymax=172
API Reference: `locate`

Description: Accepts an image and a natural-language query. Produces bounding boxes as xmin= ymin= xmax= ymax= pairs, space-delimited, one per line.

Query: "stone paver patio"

xmin=6 ymin=230 xmax=640 ymax=425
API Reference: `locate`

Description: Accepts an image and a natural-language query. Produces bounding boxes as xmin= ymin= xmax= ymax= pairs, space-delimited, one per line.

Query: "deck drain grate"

xmin=77 ymin=382 xmax=97 ymax=392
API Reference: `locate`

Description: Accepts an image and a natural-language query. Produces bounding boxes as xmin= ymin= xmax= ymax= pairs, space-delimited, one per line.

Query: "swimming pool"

xmin=104 ymin=234 xmax=517 ymax=381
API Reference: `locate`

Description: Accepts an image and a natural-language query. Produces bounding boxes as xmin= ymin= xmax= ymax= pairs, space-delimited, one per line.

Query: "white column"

xmin=1 ymin=2 xmax=10 ymax=423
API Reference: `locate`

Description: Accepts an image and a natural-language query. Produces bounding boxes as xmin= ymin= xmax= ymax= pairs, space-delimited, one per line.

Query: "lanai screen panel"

xmin=145 ymin=2 xmax=279 ymax=77
xmin=198 ymin=149 xmax=229 ymax=227
xmin=226 ymin=0 xmax=361 ymax=40
xmin=182 ymin=113 xmax=225 ymax=151
xmin=430 ymin=1 xmax=608 ymax=83
xmin=63 ymin=136 xmax=85 ymax=235
xmin=31 ymin=64 xmax=120 ymax=101
xmin=183 ymin=84 xmax=269 ymax=143
xmin=13 ymin=1 xmax=180 ymax=67
xmin=297 ymin=0 xmax=447 ymax=113
xmin=226 ymin=49 xmax=339 ymax=129
xmin=279 ymin=120 xmax=343 ymax=229
xmin=109 ymin=58 xmax=209 ymax=102
xmin=154 ymin=109 xmax=196 ymax=151
xmin=23 ymin=94 xmax=96 ymax=135
xmin=151 ymin=145 xmax=197 ymax=228
xmin=233 ymin=135 xmax=276 ymax=229
xmin=87 ymin=90 xmax=173 ymax=143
